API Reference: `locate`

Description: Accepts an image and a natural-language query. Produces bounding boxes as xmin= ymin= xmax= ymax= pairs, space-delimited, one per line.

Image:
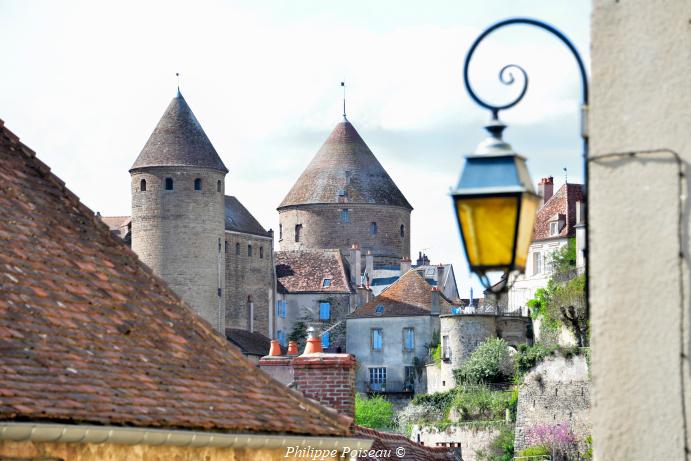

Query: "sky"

xmin=0 ymin=0 xmax=591 ymax=297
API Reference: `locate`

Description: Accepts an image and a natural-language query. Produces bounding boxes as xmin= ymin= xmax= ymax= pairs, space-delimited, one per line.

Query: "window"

xmin=375 ymin=304 xmax=385 ymax=315
xmin=368 ymin=367 xmax=386 ymax=389
xmin=550 ymin=221 xmax=560 ymax=236
xmin=442 ymin=335 xmax=450 ymax=359
xmin=319 ymin=302 xmax=331 ymax=320
xmin=217 ymin=180 xmax=222 ymax=192
xmin=217 ymin=288 xmax=222 ymax=297
xmin=259 ymin=246 xmax=264 ymax=259
xmin=248 ymin=244 xmax=253 ymax=257
xmin=322 ymin=331 xmax=330 ymax=349
xmin=279 ymin=224 xmax=283 ymax=241
xmin=235 ymin=242 xmax=240 ymax=255
xmin=322 ymin=278 xmax=332 ymax=288
xmin=403 ymin=327 xmax=415 ymax=351
xmin=533 ymin=251 xmax=542 ymax=275
xmin=400 ymin=224 xmax=405 ymax=237
xmin=275 ymin=300 xmax=287 ymax=319
xmin=218 ymin=238 xmax=221 ymax=253
xmin=370 ymin=222 xmax=378 ymax=235
xmin=225 ymin=241 xmax=229 ymax=253
xmin=295 ymin=224 xmax=302 ymax=242
xmin=371 ymin=329 xmax=383 ymax=351
xmin=341 ymin=209 xmax=350 ymax=223
xmin=165 ymin=177 xmax=173 ymax=190
xmin=140 ymin=179 xmax=147 ymax=191
xmin=194 ymin=178 xmax=202 ymax=191
xmin=404 ymin=366 xmax=415 ymax=388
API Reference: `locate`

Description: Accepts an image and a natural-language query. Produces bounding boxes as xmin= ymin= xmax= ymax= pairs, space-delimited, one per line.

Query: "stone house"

xmin=104 ymin=90 xmax=275 ymax=337
xmin=507 ymin=177 xmax=585 ymax=314
xmin=0 ymin=119 xmax=371 ymax=460
xmin=275 ymin=249 xmax=356 ymax=347
xmin=346 ymin=270 xmax=456 ymax=394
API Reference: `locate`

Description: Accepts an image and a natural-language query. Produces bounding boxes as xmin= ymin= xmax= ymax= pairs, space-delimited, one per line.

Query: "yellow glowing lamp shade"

xmin=455 ymin=193 xmax=539 ymax=271
xmin=451 ymin=121 xmax=539 ymax=277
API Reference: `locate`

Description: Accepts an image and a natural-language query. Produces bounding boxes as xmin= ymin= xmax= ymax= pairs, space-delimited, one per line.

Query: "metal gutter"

xmin=0 ymin=422 xmax=373 ymax=451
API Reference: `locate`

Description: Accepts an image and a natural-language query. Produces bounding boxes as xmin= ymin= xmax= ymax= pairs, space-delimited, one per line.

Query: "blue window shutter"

xmin=322 ymin=332 xmax=330 ymax=349
xmin=319 ymin=302 xmax=330 ymax=320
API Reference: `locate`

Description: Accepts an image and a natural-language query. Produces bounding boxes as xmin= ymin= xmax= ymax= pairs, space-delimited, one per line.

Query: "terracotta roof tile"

xmin=533 ymin=183 xmax=585 ymax=241
xmin=0 ymin=120 xmax=348 ymax=437
xmin=349 ymin=271 xmax=453 ymax=319
xmin=278 ymin=120 xmax=412 ymax=210
xmin=276 ymin=250 xmax=353 ymax=294
xmin=352 ymin=425 xmax=455 ymax=460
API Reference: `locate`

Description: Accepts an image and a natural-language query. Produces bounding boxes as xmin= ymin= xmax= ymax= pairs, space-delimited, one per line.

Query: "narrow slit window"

xmin=259 ymin=246 xmax=264 ymax=259
xmin=217 ymin=180 xmax=222 ymax=192
xmin=140 ymin=179 xmax=147 ymax=191
xmin=370 ymin=222 xmax=378 ymax=235
xmin=248 ymin=244 xmax=253 ymax=257
xmin=194 ymin=178 xmax=202 ymax=191
xmin=235 ymin=242 xmax=240 ymax=255
xmin=400 ymin=224 xmax=405 ymax=237
xmin=295 ymin=224 xmax=302 ymax=242
xmin=165 ymin=177 xmax=173 ymax=190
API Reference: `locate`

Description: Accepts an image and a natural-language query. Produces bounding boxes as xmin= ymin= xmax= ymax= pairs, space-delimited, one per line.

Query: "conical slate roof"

xmin=279 ymin=120 xmax=412 ymax=210
xmin=130 ymin=91 xmax=228 ymax=173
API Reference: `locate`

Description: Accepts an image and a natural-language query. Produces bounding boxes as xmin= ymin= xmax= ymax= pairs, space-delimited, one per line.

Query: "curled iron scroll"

xmin=463 ymin=17 xmax=589 ymax=121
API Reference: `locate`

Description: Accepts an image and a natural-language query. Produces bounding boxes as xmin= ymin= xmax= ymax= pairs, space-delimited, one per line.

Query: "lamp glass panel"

xmin=514 ymin=193 xmax=540 ymax=270
xmin=456 ymin=195 xmax=519 ymax=268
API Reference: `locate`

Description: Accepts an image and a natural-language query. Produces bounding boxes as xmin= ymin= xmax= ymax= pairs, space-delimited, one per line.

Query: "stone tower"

xmin=130 ymin=90 xmax=228 ymax=332
xmin=278 ymin=119 xmax=412 ymax=266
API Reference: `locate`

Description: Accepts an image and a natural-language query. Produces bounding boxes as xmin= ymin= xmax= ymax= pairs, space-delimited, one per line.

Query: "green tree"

xmin=355 ymin=394 xmax=395 ymax=429
xmin=454 ymin=338 xmax=513 ymax=385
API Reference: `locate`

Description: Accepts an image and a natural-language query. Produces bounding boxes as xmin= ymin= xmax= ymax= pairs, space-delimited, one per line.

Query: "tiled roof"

xmin=0 ymin=119 xmax=349 ymax=436
xmin=352 ymin=426 xmax=455 ymax=460
xmin=225 ymin=328 xmax=272 ymax=357
xmin=278 ymin=120 xmax=412 ymax=210
xmin=130 ymin=91 xmax=228 ymax=173
xmin=224 ymin=196 xmax=271 ymax=237
xmin=276 ymin=250 xmax=353 ymax=294
xmin=349 ymin=270 xmax=453 ymax=319
xmin=100 ymin=215 xmax=131 ymax=231
xmin=533 ymin=183 xmax=584 ymax=241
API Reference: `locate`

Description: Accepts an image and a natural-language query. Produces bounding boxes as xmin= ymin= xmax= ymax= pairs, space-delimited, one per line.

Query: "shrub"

xmin=355 ymin=394 xmax=395 ymax=429
xmin=412 ymin=389 xmax=455 ymax=411
xmin=476 ymin=424 xmax=514 ymax=461
xmin=452 ymin=385 xmax=512 ymax=421
xmin=396 ymin=400 xmax=446 ymax=434
xmin=454 ymin=338 xmax=513 ymax=385
xmin=517 ymin=445 xmax=550 ymax=457
xmin=525 ymin=422 xmax=578 ymax=460
xmin=515 ymin=343 xmax=556 ymax=378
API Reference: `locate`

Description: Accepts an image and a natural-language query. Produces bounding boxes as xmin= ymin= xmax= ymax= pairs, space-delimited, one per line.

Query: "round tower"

xmin=130 ymin=90 xmax=228 ymax=332
xmin=277 ymin=119 xmax=412 ymax=266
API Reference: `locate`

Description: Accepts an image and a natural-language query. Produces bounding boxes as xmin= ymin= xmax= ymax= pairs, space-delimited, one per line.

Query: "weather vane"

xmin=341 ymin=81 xmax=347 ymax=120
xmin=176 ymin=72 xmax=180 ymax=92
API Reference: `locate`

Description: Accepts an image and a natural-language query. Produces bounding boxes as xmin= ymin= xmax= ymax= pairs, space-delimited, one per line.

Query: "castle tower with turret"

xmin=130 ymin=90 xmax=228 ymax=332
xmin=278 ymin=118 xmax=412 ymax=266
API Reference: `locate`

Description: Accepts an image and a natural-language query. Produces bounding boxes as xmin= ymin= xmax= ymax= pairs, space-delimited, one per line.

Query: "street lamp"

xmin=453 ymin=18 xmax=589 ymax=294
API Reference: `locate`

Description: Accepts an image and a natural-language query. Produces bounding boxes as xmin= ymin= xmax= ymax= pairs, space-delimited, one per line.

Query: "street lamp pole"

xmin=461 ymin=17 xmax=589 ymax=323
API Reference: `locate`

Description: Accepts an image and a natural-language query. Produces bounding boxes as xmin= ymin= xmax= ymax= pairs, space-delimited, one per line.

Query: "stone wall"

xmin=278 ymin=203 xmax=410 ymax=265
xmin=131 ymin=166 xmax=226 ymax=332
xmin=225 ymin=230 xmax=273 ymax=336
xmin=0 ymin=440 xmax=342 ymax=460
xmin=410 ymin=424 xmax=503 ymax=461
xmin=514 ymin=355 xmax=590 ymax=452
xmin=275 ymin=292 xmax=353 ymax=344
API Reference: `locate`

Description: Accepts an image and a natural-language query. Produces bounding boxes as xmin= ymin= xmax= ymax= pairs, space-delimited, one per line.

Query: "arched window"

xmin=295 ymin=224 xmax=302 ymax=242
xmin=248 ymin=244 xmax=253 ymax=257
xmin=400 ymin=224 xmax=405 ymax=238
xmin=370 ymin=222 xmax=378 ymax=235
xmin=165 ymin=177 xmax=173 ymax=190
xmin=259 ymin=246 xmax=264 ymax=259
xmin=235 ymin=242 xmax=240 ymax=255
xmin=194 ymin=178 xmax=202 ymax=191
xmin=140 ymin=179 xmax=147 ymax=191
xmin=217 ymin=180 xmax=222 ymax=192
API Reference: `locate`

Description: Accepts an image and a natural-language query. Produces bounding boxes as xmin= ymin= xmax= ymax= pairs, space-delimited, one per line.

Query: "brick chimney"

xmin=349 ymin=244 xmax=361 ymax=287
xmin=538 ymin=176 xmax=554 ymax=207
xmin=436 ymin=264 xmax=445 ymax=293
xmin=431 ymin=287 xmax=441 ymax=315
xmin=292 ymin=353 xmax=357 ymax=418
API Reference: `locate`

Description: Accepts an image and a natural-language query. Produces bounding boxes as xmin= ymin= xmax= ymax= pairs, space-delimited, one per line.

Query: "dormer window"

xmin=550 ymin=221 xmax=560 ymax=236
xmin=375 ymin=304 xmax=385 ymax=315
xmin=322 ymin=278 xmax=332 ymax=288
